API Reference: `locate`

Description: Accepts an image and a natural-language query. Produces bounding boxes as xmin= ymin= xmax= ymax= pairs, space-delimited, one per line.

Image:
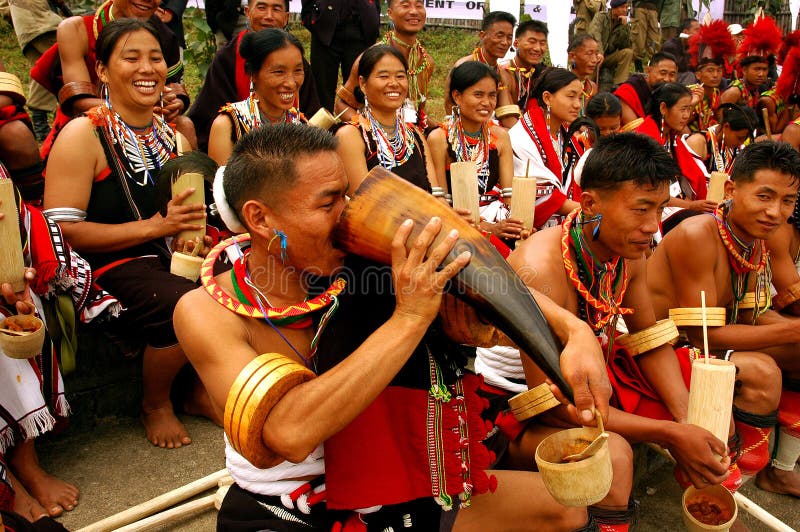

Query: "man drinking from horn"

xmin=648 ymin=141 xmax=800 ymax=497
xmin=174 ymin=123 xmax=612 ymax=529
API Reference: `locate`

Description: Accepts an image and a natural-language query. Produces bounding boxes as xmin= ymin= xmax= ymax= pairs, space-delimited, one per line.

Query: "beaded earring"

xmin=268 ymin=229 xmax=289 ymax=266
xmin=452 ymin=104 xmax=460 ymax=122
xmin=545 ymin=103 xmax=551 ymax=135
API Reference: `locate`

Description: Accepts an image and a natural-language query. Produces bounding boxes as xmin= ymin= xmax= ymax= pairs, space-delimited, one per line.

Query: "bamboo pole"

xmin=450 ymin=161 xmax=480 ymax=225
xmin=172 ymin=172 xmax=206 ymax=243
xmin=0 ymin=179 xmax=25 ymax=292
xmin=114 ymin=494 xmax=216 ymax=532
xmin=76 ymin=469 xmax=231 ymax=532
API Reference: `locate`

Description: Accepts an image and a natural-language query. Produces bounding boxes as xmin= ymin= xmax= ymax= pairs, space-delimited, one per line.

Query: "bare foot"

xmin=9 ymin=440 xmax=79 ymax=516
xmin=183 ymin=375 xmax=221 ymax=426
xmin=8 ymin=470 xmax=49 ymax=522
xmin=142 ymin=405 xmax=192 ymax=449
xmin=755 ymin=466 xmax=800 ymax=497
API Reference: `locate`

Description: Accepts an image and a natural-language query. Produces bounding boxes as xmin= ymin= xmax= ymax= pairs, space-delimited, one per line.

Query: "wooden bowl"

xmin=0 ymin=314 xmax=45 ymax=359
xmin=535 ymin=427 xmax=612 ymax=507
xmin=682 ymin=485 xmax=737 ymax=532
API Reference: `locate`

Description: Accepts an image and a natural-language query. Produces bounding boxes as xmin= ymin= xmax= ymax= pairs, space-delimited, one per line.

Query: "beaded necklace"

xmin=382 ymin=31 xmax=429 ymax=106
xmin=472 ymin=47 xmax=497 ymax=71
xmin=713 ymin=202 xmax=771 ymax=323
xmin=709 ymin=125 xmax=737 ymax=174
xmin=362 ymin=107 xmax=415 ymax=169
xmin=506 ymin=58 xmax=533 ymax=103
xmin=445 ymin=115 xmax=491 ymax=192
xmin=201 ymin=234 xmax=346 ymax=370
xmin=561 ymin=209 xmax=633 ymax=355
xmin=100 ymin=102 xmax=175 ymax=187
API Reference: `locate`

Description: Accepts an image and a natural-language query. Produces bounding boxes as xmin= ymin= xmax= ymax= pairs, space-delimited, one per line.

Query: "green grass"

xmin=0 ymin=12 xmax=476 ymax=125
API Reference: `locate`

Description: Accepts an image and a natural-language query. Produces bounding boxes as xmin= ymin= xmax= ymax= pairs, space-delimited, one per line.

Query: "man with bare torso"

xmin=648 ymin=140 xmax=800 ymax=497
xmin=508 ymin=133 xmax=734 ymax=491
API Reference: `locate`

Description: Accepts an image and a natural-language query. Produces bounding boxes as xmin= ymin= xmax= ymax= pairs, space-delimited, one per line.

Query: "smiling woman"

xmin=335 ymin=44 xmax=439 ymax=194
xmin=207 ymin=28 xmax=307 ymax=166
xmin=42 ymin=19 xmax=204 ymax=450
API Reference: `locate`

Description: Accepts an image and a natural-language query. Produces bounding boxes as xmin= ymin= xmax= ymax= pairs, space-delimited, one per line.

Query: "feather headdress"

xmin=689 ymin=20 xmax=736 ymax=68
xmin=776 ymin=47 xmax=800 ymax=102
xmin=778 ymin=30 xmax=800 ymax=65
xmin=737 ymin=17 xmax=783 ymax=62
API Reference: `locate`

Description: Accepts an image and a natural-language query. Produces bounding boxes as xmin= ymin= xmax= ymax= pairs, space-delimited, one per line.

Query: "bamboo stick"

xmin=449 ymin=161 xmax=480 ymax=225
xmin=114 ymin=494 xmax=216 ymax=532
xmin=0 ymin=179 xmax=25 ymax=293
xmin=762 ymin=108 xmax=772 ymax=140
xmin=172 ymin=172 xmax=206 ymax=243
xmin=76 ymin=469 xmax=231 ymax=532
xmin=701 ymin=291 xmax=709 ymax=363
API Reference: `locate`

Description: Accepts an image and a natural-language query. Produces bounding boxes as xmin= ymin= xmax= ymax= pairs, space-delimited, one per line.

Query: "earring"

xmin=545 ymin=104 xmax=551 ymax=135
xmin=570 ymin=60 xmax=577 ymax=71
xmin=268 ymin=229 xmax=289 ymax=266
xmin=592 ymin=216 xmax=602 ymax=240
xmin=363 ymin=94 xmax=370 ymax=115
xmin=660 ymin=116 xmax=665 ymax=135
xmin=452 ymin=104 xmax=460 ymax=122
xmin=159 ymin=91 xmax=164 ymax=111
xmin=101 ymin=83 xmax=111 ymax=108
xmin=249 ymin=79 xmax=255 ymax=96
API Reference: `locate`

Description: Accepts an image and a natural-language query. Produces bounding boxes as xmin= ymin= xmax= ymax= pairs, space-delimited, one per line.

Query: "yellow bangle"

xmin=773 ymin=280 xmax=800 ymax=311
xmin=615 ymin=319 xmax=679 ymax=357
xmin=0 ymin=72 xmax=25 ymax=106
xmin=225 ymin=353 xmax=315 ymax=468
xmin=509 ymin=383 xmax=560 ymax=421
xmin=668 ymin=307 xmax=727 ymax=327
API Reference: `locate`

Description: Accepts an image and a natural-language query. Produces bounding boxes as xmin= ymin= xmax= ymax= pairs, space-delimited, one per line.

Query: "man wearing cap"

xmin=588 ymin=0 xmax=635 ymax=89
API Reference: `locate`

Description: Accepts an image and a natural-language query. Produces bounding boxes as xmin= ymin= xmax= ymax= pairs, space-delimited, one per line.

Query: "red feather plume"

xmin=688 ymin=20 xmax=737 ymax=68
xmin=738 ymin=16 xmax=783 ymax=59
xmin=779 ymin=30 xmax=800 ymax=64
xmin=777 ymin=47 xmax=800 ymax=102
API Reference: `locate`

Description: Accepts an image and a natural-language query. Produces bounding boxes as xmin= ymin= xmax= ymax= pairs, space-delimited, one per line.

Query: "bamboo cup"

xmin=682 ymin=484 xmax=737 ymax=532
xmin=0 ymin=315 xmax=45 ymax=359
xmin=687 ymin=359 xmax=735 ymax=458
xmin=450 ymin=161 xmax=480 ymax=224
xmin=511 ymin=176 xmax=536 ymax=231
xmin=535 ymin=419 xmax=612 ymax=507
xmin=0 ymin=179 xmax=25 ymax=293
xmin=707 ymin=172 xmax=728 ymax=203
xmin=171 ymin=172 xmax=205 ymax=243
xmin=308 ymin=108 xmax=344 ymax=130
xmin=170 ymin=252 xmax=204 ymax=282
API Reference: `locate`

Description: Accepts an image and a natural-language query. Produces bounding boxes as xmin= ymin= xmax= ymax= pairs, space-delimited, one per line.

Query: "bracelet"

xmin=501 ymin=187 xmax=513 ymax=198
xmin=336 ymin=84 xmax=359 ymax=110
xmin=58 ymin=81 xmax=97 ymax=116
xmin=444 ymin=193 xmax=453 ymax=205
xmin=615 ymin=319 xmax=679 ymax=357
xmin=508 ymin=383 xmax=559 ymax=421
xmin=0 ymin=72 xmax=26 ymax=106
xmin=773 ymin=280 xmax=800 ymax=311
xmin=620 ymin=117 xmax=644 ymax=132
xmin=43 ymin=207 xmax=87 ymax=223
xmin=668 ymin=307 xmax=727 ymax=327
xmin=431 ymin=186 xmax=445 ymax=198
xmin=495 ymin=104 xmax=521 ymax=119
xmin=225 ymin=353 xmax=315 ymax=468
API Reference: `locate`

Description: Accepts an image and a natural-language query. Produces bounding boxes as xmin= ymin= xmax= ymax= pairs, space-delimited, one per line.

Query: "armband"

xmin=43 ymin=207 xmax=87 ymax=223
xmin=734 ymin=287 xmax=770 ymax=310
xmin=0 ymin=72 xmax=26 ymax=106
xmin=615 ymin=319 xmax=679 ymax=357
xmin=224 ymin=353 xmax=315 ymax=468
xmin=495 ymin=104 xmax=521 ymax=119
xmin=773 ymin=280 xmax=800 ymax=311
xmin=620 ymin=117 xmax=644 ymax=132
xmin=508 ymin=383 xmax=560 ymax=421
xmin=668 ymin=307 xmax=726 ymax=327
xmin=57 ymin=81 xmax=97 ymax=116
xmin=336 ymin=84 xmax=359 ymax=110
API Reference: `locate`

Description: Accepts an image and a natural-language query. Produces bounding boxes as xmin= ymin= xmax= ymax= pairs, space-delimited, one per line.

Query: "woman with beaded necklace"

xmin=508 ymin=67 xmax=584 ymax=230
xmin=208 ymin=29 xmax=307 ymax=166
xmin=427 ymin=61 xmax=523 ymax=243
xmin=335 ymin=45 xmax=439 ymax=194
xmin=43 ymin=19 xmax=206 ymax=450
xmin=635 ymin=82 xmax=717 ymax=231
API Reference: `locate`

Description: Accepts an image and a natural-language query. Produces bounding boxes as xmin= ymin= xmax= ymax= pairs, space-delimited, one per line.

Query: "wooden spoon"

xmin=0 ymin=327 xmax=31 ymax=336
xmin=562 ymin=432 xmax=609 ymax=462
xmin=562 ymin=407 xmax=608 ymax=462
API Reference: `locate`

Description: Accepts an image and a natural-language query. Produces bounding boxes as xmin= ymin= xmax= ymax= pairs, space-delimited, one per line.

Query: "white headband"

xmin=213 ymin=165 xmax=247 ymax=234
